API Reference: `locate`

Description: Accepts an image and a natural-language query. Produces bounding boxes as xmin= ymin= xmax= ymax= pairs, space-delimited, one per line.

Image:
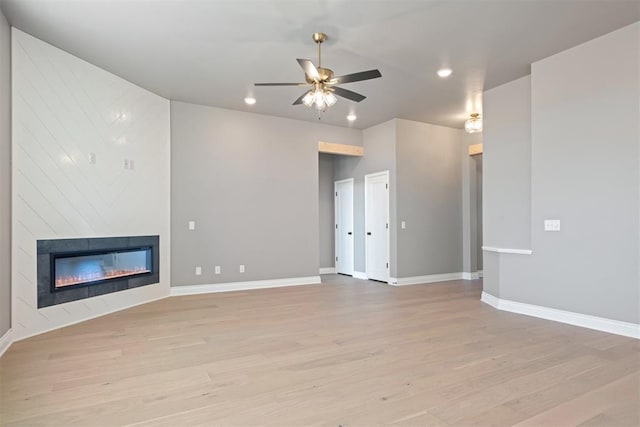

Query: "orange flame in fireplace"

xmin=55 ymin=266 xmax=151 ymax=288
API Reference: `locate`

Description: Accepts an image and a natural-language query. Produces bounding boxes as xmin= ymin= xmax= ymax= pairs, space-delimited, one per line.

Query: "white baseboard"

xmin=480 ymin=291 xmax=500 ymax=308
xmin=388 ymin=272 xmax=463 ymax=286
xmin=319 ymin=267 xmax=335 ymax=275
xmin=462 ymin=271 xmax=481 ymax=280
xmin=0 ymin=328 xmax=13 ymax=358
xmin=481 ymin=291 xmax=640 ymax=339
xmin=170 ymin=276 xmax=321 ymax=296
xmin=353 ymin=271 xmax=368 ymax=280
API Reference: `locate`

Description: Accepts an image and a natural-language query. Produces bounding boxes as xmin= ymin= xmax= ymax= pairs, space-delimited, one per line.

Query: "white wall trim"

xmin=462 ymin=272 xmax=481 ymax=280
xmin=388 ymin=272 xmax=464 ymax=286
xmin=482 ymin=246 xmax=533 ymax=255
xmin=353 ymin=271 xmax=368 ymax=280
xmin=0 ymin=329 xmax=13 ymax=358
xmin=481 ymin=292 xmax=640 ymax=339
xmin=170 ymin=276 xmax=321 ymax=296
xmin=319 ymin=267 xmax=336 ymax=275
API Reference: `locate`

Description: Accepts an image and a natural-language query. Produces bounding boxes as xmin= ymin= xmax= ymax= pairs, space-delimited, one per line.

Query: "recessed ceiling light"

xmin=244 ymin=97 xmax=256 ymax=105
xmin=437 ymin=68 xmax=452 ymax=78
xmin=347 ymin=113 xmax=357 ymax=122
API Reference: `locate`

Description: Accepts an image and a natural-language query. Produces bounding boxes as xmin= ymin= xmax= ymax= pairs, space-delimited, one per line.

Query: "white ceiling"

xmin=2 ymin=0 xmax=639 ymax=129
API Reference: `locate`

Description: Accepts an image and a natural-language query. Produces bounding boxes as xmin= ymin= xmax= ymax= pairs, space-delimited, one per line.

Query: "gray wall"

xmin=170 ymin=101 xmax=361 ymax=286
xmin=395 ymin=119 xmax=463 ymax=277
xmin=0 ymin=7 xmax=10 ymax=337
xmin=334 ymin=119 xmax=397 ymax=276
xmin=483 ymin=75 xmax=532 ymax=250
xmin=335 ymin=118 xmax=466 ymax=280
xmin=318 ymin=153 xmax=335 ymax=269
xmin=484 ymin=23 xmax=640 ymax=324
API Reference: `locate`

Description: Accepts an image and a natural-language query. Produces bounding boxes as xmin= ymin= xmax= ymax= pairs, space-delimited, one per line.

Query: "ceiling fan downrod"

xmin=312 ymin=32 xmax=327 ymax=68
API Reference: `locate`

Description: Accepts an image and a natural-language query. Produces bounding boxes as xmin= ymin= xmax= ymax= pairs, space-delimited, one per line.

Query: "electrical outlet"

xmin=215 ymin=266 xmax=221 ymax=275
xmin=188 ymin=221 xmax=195 ymax=230
xmin=195 ymin=266 xmax=202 ymax=276
xmin=239 ymin=264 xmax=245 ymax=273
xmin=544 ymin=219 xmax=561 ymax=231
xmin=401 ymin=221 xmax=406 ymax=229
xmin=123 ymin=159 xmax=129 ymax=170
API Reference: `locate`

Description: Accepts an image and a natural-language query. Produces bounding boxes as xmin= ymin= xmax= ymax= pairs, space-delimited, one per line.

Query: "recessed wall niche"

xmin=37 ymin=236 xmax=159 ymax=308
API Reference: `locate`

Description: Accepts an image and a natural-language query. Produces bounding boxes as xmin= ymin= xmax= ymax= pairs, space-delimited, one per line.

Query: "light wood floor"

xmin=1 ymin=275 xmax=639 ymax=426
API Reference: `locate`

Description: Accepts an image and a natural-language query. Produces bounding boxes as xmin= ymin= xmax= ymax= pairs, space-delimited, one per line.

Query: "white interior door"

xmin=365 ymin=171 xmax=390 ymax=282
xmin=334 ymin=178 xmax=354 ymax=275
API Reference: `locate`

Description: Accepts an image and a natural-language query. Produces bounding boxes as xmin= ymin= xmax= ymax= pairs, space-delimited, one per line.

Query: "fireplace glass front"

xmin=53 ymin=247 xmax=152 ymax=291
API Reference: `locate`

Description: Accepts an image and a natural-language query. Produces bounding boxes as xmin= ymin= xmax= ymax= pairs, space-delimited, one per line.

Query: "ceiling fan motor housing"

xmin=305 ymin=67 xmax=334 ymax=84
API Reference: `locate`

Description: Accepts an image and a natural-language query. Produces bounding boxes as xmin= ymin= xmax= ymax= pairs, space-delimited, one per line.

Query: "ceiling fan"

xmin=255 ymin=32 xmax=382 ymax=110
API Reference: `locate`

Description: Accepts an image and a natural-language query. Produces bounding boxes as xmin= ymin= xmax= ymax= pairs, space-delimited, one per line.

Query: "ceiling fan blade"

xmin=330 ymin=69 xmax=382 ymax=85
xmin=331 ymin=86 xmax=366 ymax=102
xmin=297 ymin=58 xmax=321 ymax=81
xmin=292 ymin=90 xmax=312 ymax=105
xmin=254 ymin=82 xmax=310 ymax=86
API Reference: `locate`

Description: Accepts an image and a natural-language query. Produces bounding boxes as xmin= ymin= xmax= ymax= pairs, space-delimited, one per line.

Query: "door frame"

xmin=334 ymin=178 xmax=354 ymax=275
xmin=364 ymin=170 xmax=390 ymax=282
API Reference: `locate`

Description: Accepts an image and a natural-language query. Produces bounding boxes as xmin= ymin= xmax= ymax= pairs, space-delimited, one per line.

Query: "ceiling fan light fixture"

xmin=325 ymin=91 xmax=337 ymax=107
xmin=465 ymin=113 xmax=483 ymax=133
xmin=314 ymin=90 xmax=325 ymax=109
xmin=302 ymin=91 xmax=315 ymax=107
xmin=302 ymin=87 xmax=339 ymax=110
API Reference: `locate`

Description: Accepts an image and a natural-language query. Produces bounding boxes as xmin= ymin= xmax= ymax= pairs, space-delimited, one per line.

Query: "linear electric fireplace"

xmin=37 ymin=236 xmax=159 ymax=308
xmin=53 ymin=247 xmax=152 ymax=290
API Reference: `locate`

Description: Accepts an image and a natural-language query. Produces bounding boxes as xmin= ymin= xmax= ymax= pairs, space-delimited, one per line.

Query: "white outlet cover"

xmin=188 ymin=221 xmax=195 ymax=230
xmin=239 ymin=265 xmax=245 ymax=273
xmin=544 ymin=219 xmax=561 ymax=231
xmin=195 ymin=266 xmax=202 ymax=275
xmin=215 ymin=266 xmax=221 ymax=274
xmin=401 ymin=221 xmax=406 ymax=229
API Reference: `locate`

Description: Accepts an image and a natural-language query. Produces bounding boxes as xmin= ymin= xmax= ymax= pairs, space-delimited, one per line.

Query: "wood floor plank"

xmin=1 ymin=276 xmax=638 ymax=426
xmin=513 ymin=373 xmax=640 ymax=427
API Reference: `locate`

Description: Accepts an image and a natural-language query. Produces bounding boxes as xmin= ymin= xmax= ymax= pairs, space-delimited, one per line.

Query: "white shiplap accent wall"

xmin=12 ymin=29 xmax=171 ymax=340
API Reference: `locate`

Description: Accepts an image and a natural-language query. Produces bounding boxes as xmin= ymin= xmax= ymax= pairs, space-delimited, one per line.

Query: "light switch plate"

xmin=195 ymin=266 xmax=202 ymax=275
xmin=401 ymin=221 xmax=406 ymax=229
xmin=188 ymin=221 xmax=195 ymax=230
xmin=215 ymin=266 xmax=221 ymax=275
xmin=544 ymin=219 xmax=561 ymax=231
xmin=239 ymin=265 xmax=245 ymax=273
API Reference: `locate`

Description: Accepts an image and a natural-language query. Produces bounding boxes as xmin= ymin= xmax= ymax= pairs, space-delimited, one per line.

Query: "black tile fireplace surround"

xmin=37 ymin=236 xmax=159 ymax=308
